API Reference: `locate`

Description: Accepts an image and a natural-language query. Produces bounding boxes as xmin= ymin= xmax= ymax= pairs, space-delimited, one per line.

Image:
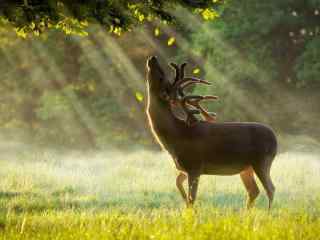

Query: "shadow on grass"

xmin=0 ymin=192 xmax=21 ymax=199
xmin=0 ymin=189 xmax=298 ymax=214
xmin=0 ymin=191 xmax=39 ymax=199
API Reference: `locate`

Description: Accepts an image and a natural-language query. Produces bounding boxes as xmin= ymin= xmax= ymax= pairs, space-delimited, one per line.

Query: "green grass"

xmin=0 ymin=148 xmax=319 ymax=239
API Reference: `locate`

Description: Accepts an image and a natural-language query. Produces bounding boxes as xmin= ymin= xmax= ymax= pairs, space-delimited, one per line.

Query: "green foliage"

xmin=35 ymin=87 xmax=87 ymax=145
xmin=36 ymin=88 xmax=74 ymax=121
xmin=135 ymin=92 xmax=144 ymax=102
xmin=295 ymin=37 xmax=320 ymax=87
xmin=189 ymin=0 xmax=320 ymax=85
xmin=199 ymin=8 xmax=220 ymax=20
xmin=193 ymin=26 xmax=276 ymax=84
xmin=0 ymin=0 xmax=223 ymax=37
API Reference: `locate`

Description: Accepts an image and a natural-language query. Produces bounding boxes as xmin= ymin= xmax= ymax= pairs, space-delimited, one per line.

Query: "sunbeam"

xmin=31 ymin=38 xmax=99 ymax=144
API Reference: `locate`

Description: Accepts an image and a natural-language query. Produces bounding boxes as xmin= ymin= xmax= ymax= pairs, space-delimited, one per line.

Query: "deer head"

xmin=146 ymin=56 xmax=171 ymax=103
xmin=147 ymin=56 xmax=218 ymax=126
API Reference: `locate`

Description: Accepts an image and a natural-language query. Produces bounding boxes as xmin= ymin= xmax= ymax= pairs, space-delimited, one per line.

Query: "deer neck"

xmin=146 ymin=93 xmax=185 ymax=152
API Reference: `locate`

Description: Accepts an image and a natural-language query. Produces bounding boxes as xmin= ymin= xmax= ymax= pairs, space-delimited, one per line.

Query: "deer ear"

xmin=180 ymin=62 xmax=187 ymax=79
xmin=180 ymin=62 xmax=187 ymax=68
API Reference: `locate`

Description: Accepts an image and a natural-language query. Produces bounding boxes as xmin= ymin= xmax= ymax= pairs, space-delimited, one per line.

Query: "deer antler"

xmin=168 ymin=62 xmax=218 ymax=126
xmin=169 ymin=62 xmax=180 ymax=85
xmin=183 ymin=95 xmax=218 ymax=123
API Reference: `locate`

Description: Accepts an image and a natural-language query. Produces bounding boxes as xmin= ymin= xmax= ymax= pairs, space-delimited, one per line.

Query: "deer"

xmin=145 ymin=56 xmax=278 ymax=209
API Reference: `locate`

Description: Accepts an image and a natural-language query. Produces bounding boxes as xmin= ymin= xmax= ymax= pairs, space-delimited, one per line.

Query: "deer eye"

xmin=160 ymin=90 xmax=170 ymax=101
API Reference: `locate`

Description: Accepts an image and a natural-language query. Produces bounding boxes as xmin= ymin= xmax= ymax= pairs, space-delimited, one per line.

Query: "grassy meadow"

xmin=0 ymin=146 xmax=319 ymax=239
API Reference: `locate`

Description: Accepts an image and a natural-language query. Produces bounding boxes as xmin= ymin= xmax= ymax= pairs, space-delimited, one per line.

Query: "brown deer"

xmin=146 ymin=56 xmax=277 ymax=209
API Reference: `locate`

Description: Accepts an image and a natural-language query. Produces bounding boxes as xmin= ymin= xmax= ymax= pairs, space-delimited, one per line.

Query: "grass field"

xmin=0 ymin=147 xmax=319 ymax=239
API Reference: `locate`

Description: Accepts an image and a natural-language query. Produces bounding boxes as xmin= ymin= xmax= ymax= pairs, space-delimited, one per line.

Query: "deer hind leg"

xmin=240 ymin=166 xmax=260 ymax=209
xmin=253 ymin=164 xmax=275 ymax=210
xmin=176 ymin=172 xmax=187 ymax=204
xmin=187 ymin=173 xmax=200 ymax=207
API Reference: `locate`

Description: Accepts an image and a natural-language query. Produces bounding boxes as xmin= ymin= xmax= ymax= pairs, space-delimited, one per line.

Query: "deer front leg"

xmin=176 ymin=172 xmax=187 ymax=204
xmin=187 ymin=173 xmax=200 ymax=207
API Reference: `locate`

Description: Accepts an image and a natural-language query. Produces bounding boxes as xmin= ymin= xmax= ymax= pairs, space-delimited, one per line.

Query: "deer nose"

xmin=147 ymin=56 xmax=158 ymax=67
xmin=149 ymin=56 xmax=157 ymax=61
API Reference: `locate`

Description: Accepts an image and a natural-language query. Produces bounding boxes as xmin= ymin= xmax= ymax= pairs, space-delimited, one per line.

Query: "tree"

xmin=0 ymin=0 xmax=222 ymax=37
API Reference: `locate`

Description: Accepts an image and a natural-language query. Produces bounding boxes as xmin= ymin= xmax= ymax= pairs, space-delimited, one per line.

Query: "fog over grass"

xmin=0 ymin=140 xmax=319 ymax=239
xmin=0 ymin=140 xmax=319 ymax=212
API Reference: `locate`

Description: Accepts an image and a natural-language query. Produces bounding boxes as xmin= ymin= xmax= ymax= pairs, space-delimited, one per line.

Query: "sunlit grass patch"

xmin=1 ymin=207 xmax=320 ymax=240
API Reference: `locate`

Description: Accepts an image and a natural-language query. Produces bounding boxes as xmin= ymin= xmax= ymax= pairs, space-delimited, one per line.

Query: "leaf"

xmin=80 ymin=20 xmax=88 ymax=27
xmin=78 ymin=30 xmax=88 ymax=37
xmin=193 ymin=68 xmax=200 ymax=74
xmin=113 ymin=27 xmax=122 ymax=36
xmin=30 ymin=22 xmax=36 ymax=30
xmin=15 ymin=28 xmax=27 ymax=39
xmin=167 ymin=37 xmax=175 ymax=46
xmin=135 ymin=92 xmax=144 ymax=102
xmin=138 ymin=14 xmax=145 ymax=22
xmin=154 ymin=28 xmax=160 ymax=37
xmin=201 ymin=8 xmax=219 ymax=21
xmin=34 ymin=30 xmax=40 ymax=36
